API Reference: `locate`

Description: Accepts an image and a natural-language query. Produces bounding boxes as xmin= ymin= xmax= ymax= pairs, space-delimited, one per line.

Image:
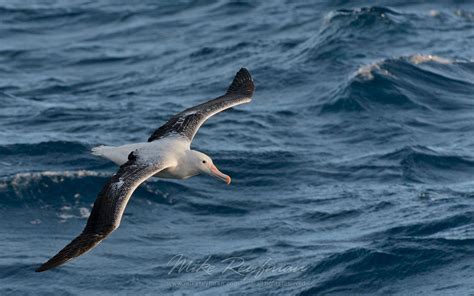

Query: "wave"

xmin=297 ymin=209 xmax=362 ymax=224
xmin=0 ymin=141 xmax=107 ymax=177
xmin=175 ymin=200 xmax=250 ymax=216
xmin=324 ymin=6 xmax=403 ymax=27
xmin=385 ymin=146 xmax=474 ymax=183
xmin=0 ymin=146 xmax=299 ymax=208
xmin=319 ymin=54 xmax=474 ymax=113
xmin=0 ymin=170 xmax=105 ymax=207
xmin=0 ymin=168 xmax=202 ymax=207
xmin=300 ymin=236 xmax=473 ymax=295
xmin=371 ymin=212 xmax=474 ymax=239
xmin=294 ymin=6 xmax=411 ymax=65
xmin=324 ymin=145 xmax=474 ymax=184
xmin=1 ymin=2 xmax=474 ymax=295
xmin=0 ymin=141 xmax=87 ymax=156
xmin=297 ymin=210 xmax=474 ymax=294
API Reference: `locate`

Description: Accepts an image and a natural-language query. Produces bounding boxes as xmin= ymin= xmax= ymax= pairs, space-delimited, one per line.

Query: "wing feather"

xmin=35 ymin=152 xmax=166 ymax=272
xmin=148 ymin=68 xmax=255 ymax=142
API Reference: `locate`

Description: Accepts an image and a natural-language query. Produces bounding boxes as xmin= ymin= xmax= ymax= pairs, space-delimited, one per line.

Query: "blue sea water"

xmin=1 ymin=0 xmax=474 ymax=295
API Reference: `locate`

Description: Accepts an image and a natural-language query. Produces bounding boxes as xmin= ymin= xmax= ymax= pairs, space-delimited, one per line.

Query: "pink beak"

xmin=210 ymin=165 xmax=231 ymax=185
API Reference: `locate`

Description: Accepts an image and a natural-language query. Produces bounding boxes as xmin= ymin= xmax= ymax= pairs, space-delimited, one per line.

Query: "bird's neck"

xmin=172 ymin=150 xmax=201 ymax=179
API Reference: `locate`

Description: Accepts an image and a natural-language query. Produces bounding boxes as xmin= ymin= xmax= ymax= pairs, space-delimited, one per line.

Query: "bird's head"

xmin=190 ymin=150 xmax=231 ymax=185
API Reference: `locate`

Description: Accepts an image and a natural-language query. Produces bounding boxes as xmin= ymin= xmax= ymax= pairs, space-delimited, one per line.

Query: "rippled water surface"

xmin=1 ymin=0 xmax=474 ymax=295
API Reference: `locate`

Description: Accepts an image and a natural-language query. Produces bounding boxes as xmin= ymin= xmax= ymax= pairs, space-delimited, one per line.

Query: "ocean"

xmin=1 ymin=0 xmax=474 ymax=295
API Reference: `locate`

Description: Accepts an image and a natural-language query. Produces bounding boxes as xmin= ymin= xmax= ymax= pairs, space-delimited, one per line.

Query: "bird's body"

xmin=36 ymin=68 xmax=255 ymax=272
xmin=92 ymin=138 xmax=194 ymax=179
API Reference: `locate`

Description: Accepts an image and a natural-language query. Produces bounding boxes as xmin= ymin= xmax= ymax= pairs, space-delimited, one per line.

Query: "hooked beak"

xmin=210 ymin=164 xmax=231 ymax=185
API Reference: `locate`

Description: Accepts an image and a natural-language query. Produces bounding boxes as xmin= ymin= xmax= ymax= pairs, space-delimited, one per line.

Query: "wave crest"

xmin=320 ymin=54 xmax=474 ymax=113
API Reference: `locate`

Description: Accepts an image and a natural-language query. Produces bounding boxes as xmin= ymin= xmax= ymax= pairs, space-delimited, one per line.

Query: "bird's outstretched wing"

xmin=36 ymin=152 xmax=168 ymax=272
xmin=148 ymin=68 xmax=255 ymax=143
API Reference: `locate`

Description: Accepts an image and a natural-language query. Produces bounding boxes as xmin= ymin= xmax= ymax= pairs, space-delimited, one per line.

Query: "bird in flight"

xmin=36 ymin=68 xmax=255 ymax=272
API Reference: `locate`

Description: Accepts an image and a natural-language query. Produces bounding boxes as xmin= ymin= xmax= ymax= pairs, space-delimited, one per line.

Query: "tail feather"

xmin=91 ymin=145 xmax=109 ymax=156
xmin=91 ymin=144 xmax=131 ymax=166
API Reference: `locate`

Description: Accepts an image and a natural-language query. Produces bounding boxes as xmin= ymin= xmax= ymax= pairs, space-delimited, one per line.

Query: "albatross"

xmin=36 ymin=68 xmax=255 ymax=272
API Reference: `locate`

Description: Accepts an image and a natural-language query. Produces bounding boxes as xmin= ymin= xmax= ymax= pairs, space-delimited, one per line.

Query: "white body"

xmin=92 ymin=138 xmax=195 ymax=179
xmin=92 ymin=143 xmax=148 ymax=166
xmin=90 ymin=137 xmax=230 ymax=183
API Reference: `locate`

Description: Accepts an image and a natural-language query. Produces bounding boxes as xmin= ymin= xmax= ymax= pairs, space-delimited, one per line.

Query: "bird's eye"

xmin=202 ymin=160 xmax=206 ymax=164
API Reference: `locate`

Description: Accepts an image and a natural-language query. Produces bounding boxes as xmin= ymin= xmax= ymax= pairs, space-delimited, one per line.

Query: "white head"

xmin=188 ymin=150 xmax=231 ymax=184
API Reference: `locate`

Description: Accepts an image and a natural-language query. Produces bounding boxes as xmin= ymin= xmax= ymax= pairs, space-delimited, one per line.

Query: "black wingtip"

xmin=35 ymin=258 xmax=59 ymax=272
xmin=34 ymin=230 xmax=110 ymax=272
xmin=35 ymin=257 xmax=68 ymax=272
xmin=35 ymin=265 xmax=48 ymax=272
xmin=226 ymin=68 xmax=254 ymax=97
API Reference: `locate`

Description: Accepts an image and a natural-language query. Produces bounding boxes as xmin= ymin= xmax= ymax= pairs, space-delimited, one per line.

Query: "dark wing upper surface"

xmin=148 ymin=68 xmax=255 ymax=143
xmin=35 ymin=153 xmax=166 ymax=272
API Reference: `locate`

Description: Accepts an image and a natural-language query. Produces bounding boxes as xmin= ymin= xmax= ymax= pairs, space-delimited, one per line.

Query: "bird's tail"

xmin=91 ymin=145 xmax=113 ymax=156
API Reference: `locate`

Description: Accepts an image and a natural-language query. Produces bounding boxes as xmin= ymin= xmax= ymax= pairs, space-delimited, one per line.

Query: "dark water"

xmin=1 ymin=0 xmax=474 ymax=295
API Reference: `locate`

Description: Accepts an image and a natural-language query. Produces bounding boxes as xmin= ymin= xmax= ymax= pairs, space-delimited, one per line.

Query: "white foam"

xmin=409 ymin=54 xmax=452 ymax=65
xmin=356 ymin=62 xmax=390 ymax=80
xmin=79 ymin=207 xmax=91 ymax=218
xmin=455 ymin=9 xmax=474 ymax=21
xmin=428 ymin=10 xmax=440 ymax=17
xmin=356 ymin=54 xmax=454 ymax=80
xmin=58 ymin=205 xmax=91 ymax=222
xmin=1 ymin=170 xmax=107 ymax=188
xmin=58 ymin=213 xmax=75 ymax=223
